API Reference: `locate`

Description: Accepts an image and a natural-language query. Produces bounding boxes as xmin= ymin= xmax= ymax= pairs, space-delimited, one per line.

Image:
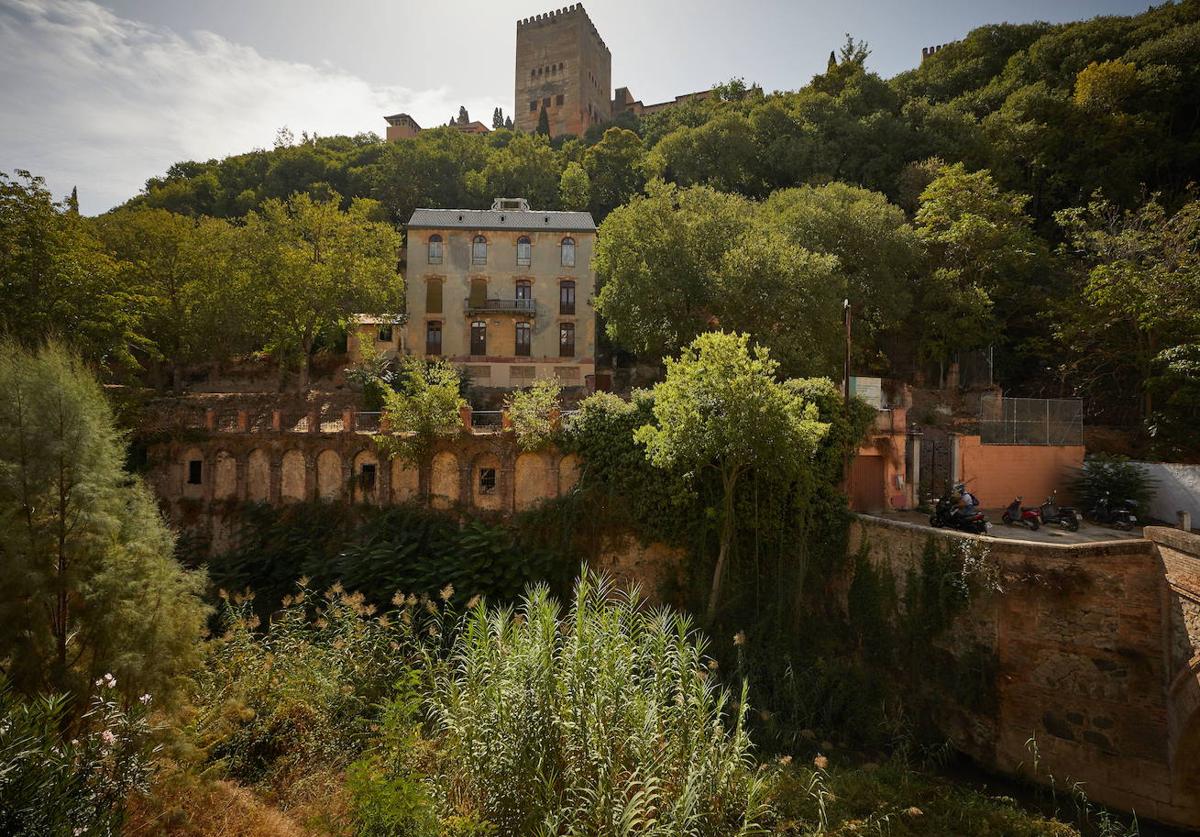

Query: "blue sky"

xmin=0 ymin=0 xmax=1149 ymax=214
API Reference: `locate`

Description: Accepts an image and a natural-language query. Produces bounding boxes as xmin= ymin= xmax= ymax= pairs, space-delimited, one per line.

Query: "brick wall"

xmin=848 ymin=515 xmax=1200 ymax=828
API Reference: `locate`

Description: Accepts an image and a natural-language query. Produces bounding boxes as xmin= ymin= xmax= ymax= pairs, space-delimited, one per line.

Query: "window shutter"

xmin=469 ymin=278 xmax=487 ymax=307
xmin=427 ymin=280 xmax=443 ymax=313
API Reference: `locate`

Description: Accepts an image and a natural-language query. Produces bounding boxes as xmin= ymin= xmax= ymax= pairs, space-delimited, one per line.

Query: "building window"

xmin=471 ymin=320 xmax=487 ymax=356
xmin=425 ymin=321 xmax=442 ymax=355
xmin=515 ymin=322 xmax=531 ymax=356
xmin=187 ymin=459 xmax=203 ymax=485
xmin=517 ymin=235 xmax=531 ymax=266
xmin=428 ymin=234 xmax=442 ymax=264
xmin=529 ymin=100 xmax=537 ymax=112
xmin=560 ymin=236 xmax=575 ymax=267
xmin=556 ymin=94 xmax=564 ymax=106
xmin=426 ymin=279 xmax=443 ymax=313
xmin=559 ymin=322 xmax=575 ymax=357
xmin=479 ymin=467 xmax=497 ymax=495
xmin=472 ymin=235 xmax=487 ymax=265
xmin=377 ymin=324 xmax=393 ymax=342
xmin=559 ymin=280 xmax=575 ymax=315
xmin=359 ymin=463 xmax=377 ymax=491
xmin=543 ymin=96 xmax=550 ymax=108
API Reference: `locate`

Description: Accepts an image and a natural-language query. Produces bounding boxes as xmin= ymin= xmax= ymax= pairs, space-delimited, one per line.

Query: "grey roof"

xmin=407 ymin=208 xmax=596 ymax=232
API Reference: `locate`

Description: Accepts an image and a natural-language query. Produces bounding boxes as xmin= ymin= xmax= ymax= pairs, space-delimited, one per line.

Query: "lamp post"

xmin=842 ymin=298 xmax=852 ymax=403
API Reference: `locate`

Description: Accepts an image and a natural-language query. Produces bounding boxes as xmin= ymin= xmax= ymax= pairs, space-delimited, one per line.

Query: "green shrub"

xmin=1069 ymin=454 xmax=1156 ymax=513
xmin=428 ymin=570 xmax=773 ymax=835
xmin=503 ymin=377 xmax=562 ymax=451
xmin=0 ymin=676 xmax=157 ymax=836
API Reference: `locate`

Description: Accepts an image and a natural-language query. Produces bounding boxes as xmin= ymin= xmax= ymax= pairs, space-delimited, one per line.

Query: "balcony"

xmin=464 ymin=297 xmax=536 ymax=315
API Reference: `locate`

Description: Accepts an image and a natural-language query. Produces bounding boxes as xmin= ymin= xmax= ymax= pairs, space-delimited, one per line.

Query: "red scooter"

xmin=1002 ymin=496 xmax=1041 ymax=530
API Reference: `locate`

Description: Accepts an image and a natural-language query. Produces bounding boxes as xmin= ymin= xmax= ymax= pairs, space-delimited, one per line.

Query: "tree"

xmin=764 ymin=183 xmax=923 ymax=368
xmin=1056 ymin=192 xmax=1200 ymax=422
xmin=492 ymin=107 xmax=505 ymax=129
xmin=504 ymin=378 xmax=562 ymax=451
xmin=0 ymin=171 xmax=139 ymax=373
xmin=536 ymin=106 xmax=551 ymax=136
xmin=912 ymin=163 xmax=1042 ymax=369
xmin=237 ymin=193 xmax=403 ymax=390
xmin=0 ymin=342 xmax=207 ymax=704
xmin=93 ymin=208 xmax=243 ymax=390
xmin=636 ymin=333 xmax=827 ymax=622
xmin=378 ymin=358 xmax=466 ymax=466
xmin=1074 ymin=60 xmax=1139 ymax=114
xmin=582 ymin=127 xmax=646 ymax=217
xmin=504 ymin=116 xmax=513 ymax=130
xmin=558 ymin=161 xmax=590 ymax=210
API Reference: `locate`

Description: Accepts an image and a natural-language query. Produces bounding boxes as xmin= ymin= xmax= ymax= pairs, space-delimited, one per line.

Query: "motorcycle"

xmin=1089 ymin=494 xmax=1138 ymax=531
xmin=1040 ymin=491 xmax=1080 ymax=532
xmin=1002 ymin=496 xmax=1041 ymax=530
xmin=929 ymin=492 xmax=991 ymax=534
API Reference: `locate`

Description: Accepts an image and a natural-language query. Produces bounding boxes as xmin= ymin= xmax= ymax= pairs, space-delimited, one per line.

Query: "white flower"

xmin=102 ymin=673 xmax=116 ymax=689
xmin=100 ymin=730 xmax=116 ymax=747
xmin=139 ymin=693 xmax=152 ymax=705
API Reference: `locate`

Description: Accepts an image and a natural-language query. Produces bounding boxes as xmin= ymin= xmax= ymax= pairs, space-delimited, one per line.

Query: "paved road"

xmin=877 ymin=509 xmax=1145 ymax=545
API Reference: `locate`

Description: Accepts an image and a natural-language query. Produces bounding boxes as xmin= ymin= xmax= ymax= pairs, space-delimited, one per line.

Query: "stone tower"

xmin=514 ymin=5 xmax=611 ymax=137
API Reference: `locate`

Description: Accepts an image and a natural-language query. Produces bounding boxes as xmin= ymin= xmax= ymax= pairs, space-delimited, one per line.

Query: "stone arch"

xmin=180 ymin=446 xmax=205 ymax=499
xmin=352 ymin=449 xmax=380 ymax=504
xmin=213 ymin=450 xmax=238 ymax=500
xmin=515 ymin=451 xmax=553 ymax=511
xmin=392 ymin=458 xmax=419 ymax=504
xmin=1169 ymin=661 xmax=1200 ymax=808
xmin=430 ymin=450 xmax=459 ymax=509
xmin=472 ymin=452 xmax=503 ymax=511
xmin=316 ymin=449 xmax=343 ymax=500
xmin=246 ymin=449 xmax=270 ymax=502
xmin=558 ymin=453 xmax=582 ymax=496
xmin=280 ymin=449 xmax=306 ymax=503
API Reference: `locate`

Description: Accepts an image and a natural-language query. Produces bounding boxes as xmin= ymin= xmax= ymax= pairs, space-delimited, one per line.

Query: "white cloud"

xmin=0 ymin=0 xmax=497 ymax=214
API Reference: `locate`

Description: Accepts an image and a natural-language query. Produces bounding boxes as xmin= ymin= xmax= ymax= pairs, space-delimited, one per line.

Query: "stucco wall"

xmin=1135 ymin=462 xmax=1200 ymax=527
xmin=958 ymin=435 xmax=1085 ymax=508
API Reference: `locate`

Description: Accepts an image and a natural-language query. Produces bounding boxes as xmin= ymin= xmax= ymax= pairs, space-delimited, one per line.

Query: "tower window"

xmin=556 ymin=94 xmax=564 ymax=106
xmin=425 ymin=321 xmax=442 ymax=355
xmin=428 ymin=234 xmax=442 ymax=264
xmin=543 ymin=96 xmax=550 ymax=108
xmin=559 ymin=322 xmax=575 ymax=357
xmin=472 ymin=235 xmax=487 ymax=265
xmin=529 ymin=100 xmax=537 ymax=112
xmin=471 ymin=320 xmax=487 ymax=356
xmin=560 ymin=237 xmax=575 ymax=267
xmin=515 ymin=322 xmax=531 ymax=356
xmin=517 ymin=235 xmax=531 ymax=266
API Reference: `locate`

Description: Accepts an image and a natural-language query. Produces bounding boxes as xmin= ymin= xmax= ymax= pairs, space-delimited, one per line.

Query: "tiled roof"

xmin=407 ymin=208 xmax=596 ymax=232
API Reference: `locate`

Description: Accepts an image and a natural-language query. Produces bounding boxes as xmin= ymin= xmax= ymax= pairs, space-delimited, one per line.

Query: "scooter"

xmin=1040 ymin=491 xmax=1080 ymax=532
xmin=1089 ymin=494 xmax=1138 ymax=531
xmin=1002 ymin=497 xmax=1041 ymax=530
xmin=930 ymin=492 xmax=991 ymax=535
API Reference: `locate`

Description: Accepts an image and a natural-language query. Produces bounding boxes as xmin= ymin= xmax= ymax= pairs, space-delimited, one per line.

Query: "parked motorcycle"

xmin=1002 ymin=496 xmax=1041 ymax=530
xmin=1089 ymin=494 xmax=1139 ymax=531
xmin=929 ymin=492 xmax=991 ymax=534
xmin=1040 ymin=491 xmax=1080 ymax=532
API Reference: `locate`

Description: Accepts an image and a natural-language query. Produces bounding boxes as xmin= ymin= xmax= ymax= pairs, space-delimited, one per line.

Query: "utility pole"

xmin=842 ymin=298 xmax=852 ymax=402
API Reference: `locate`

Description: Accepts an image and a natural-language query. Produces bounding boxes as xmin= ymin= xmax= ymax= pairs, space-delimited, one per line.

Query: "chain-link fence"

xmin=980 ymin=394 xmax=1083 ymax=445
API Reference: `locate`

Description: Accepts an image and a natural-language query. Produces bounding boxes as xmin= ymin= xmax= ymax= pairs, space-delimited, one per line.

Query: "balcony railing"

xmin=464 ymin=297 xmax=536 ymax=315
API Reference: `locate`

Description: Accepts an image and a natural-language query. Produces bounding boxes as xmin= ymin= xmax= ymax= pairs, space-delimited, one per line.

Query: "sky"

xmin=0 ymin=0 xmax=1150 ymax=215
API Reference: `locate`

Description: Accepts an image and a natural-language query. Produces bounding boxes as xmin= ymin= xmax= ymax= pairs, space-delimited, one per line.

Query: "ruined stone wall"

xmin=848 ymin=516 xmax=1200 ymax=828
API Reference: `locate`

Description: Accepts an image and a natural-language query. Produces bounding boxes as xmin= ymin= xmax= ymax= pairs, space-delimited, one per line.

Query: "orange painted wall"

xmin=958 ymin=435 xmax=1084 ymax=508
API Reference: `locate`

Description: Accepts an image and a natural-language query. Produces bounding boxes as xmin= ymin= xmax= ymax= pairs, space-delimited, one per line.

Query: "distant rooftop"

xmin=407 ymin=198 xmax=596 ymax=232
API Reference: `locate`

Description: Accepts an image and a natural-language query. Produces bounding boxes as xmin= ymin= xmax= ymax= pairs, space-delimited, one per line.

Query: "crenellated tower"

xmin=514 ymin=5 xmax=611 ymax=137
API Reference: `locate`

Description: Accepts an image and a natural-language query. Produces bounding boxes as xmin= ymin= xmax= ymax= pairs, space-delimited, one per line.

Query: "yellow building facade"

xmin=402 ymin=198 xmax=597 ymax=389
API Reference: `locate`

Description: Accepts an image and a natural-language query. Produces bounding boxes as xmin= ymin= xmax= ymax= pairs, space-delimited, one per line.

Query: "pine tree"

xmin=536 ymin=106 xmax=551 ymax=136
xmin=828 ymin=50 xmax=837 ymax=71
xmin=504 ymin=115 xmax=513 ymax=129
xmin=67 ymin=186 xmax=79 ymax=214
xmin=492 ymin=107 xmax=504 ymax=129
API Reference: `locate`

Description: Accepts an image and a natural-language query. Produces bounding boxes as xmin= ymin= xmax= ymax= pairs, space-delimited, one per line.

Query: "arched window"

xmin=472 ymin=235 xmax=487 ymax=265
xmin=515 ymin=322 xmax=531 ymax=356
xmin=428 ymin=234 xmax=442 ymax=264
xmin=559 ymin=322 xmax=575 ymax=358
xmin=560 ymin=236 xmax=575 ymax=267
xmin=517 ymin=235 xmax=531 ymax=266
xmin=470 ymin=320 xmax=487 ymax=356
xmin=559 ymin=280 xmax=575 ymax=315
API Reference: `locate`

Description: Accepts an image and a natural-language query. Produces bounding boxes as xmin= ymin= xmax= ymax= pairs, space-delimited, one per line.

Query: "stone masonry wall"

xmin=848 ymin=515 xmax=1200 ymax=828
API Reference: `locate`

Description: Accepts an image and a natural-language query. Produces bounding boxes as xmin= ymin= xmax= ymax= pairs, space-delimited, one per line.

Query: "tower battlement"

xmin=517 ymin=4 xmax=608 ymax=54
